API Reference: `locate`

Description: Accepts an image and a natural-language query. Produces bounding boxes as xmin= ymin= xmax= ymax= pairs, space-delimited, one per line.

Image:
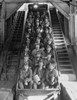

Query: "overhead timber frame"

xmin=0 ymin=0 xmax=77 ymax=53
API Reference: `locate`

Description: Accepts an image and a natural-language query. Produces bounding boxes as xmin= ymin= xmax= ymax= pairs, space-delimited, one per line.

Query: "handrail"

xmin=48 ymin=8 xmax=58 ymax=69
xmin=49 ymin=11 xmax=59 ymax=78
xmin=49 ymin=9 xmax=60 ymax=75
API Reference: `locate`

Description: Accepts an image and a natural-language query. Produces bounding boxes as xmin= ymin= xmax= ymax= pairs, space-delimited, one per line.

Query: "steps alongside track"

xmin=0 ymin=11 xmax=25 ymax=82
xmin=0 ymin=10 xmax=25 ymax=100
xmin=6 ymin=11 xmax=25 ymax=81
xmin=10 ymin=11 xmax=25 ymax=50
xmin=50 ymin=9 xmax=76 ymax=81
xmin=6 ymin=53 xmax=18 ymax=81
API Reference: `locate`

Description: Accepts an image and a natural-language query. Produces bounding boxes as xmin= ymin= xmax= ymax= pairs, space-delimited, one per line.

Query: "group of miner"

xmin=18 ymin=10 xmax=59 ymax=89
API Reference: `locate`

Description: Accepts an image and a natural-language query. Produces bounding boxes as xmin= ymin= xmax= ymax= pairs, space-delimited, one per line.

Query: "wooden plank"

xmin=4 ymin=0 xmax=47 ymax=3
xmin=17 ymin=89 xmax=59 ymax=96
xmin=49 ymin=0 xmax=69 ymax=19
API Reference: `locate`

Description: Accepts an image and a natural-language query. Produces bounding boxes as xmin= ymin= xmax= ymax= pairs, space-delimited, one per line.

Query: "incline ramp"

xmin=0 ymin=10 xmax=26 ymax=100
xmin=50 ymin=8 xmax=76 ymax=81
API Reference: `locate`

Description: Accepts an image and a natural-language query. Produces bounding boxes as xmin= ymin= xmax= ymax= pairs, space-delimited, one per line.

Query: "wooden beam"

xmin=6 ymin=3 xmax=23 ymax=19
xmin=49 ymin=0 xmax=70 ymax=19
xmin=3 ymin=0 xmax=47 ymax=3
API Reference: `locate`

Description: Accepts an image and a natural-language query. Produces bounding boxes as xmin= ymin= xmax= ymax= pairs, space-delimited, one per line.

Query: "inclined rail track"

xmin=50 ymin=9 xmax=76 ymax=80
xmin=15 ymin=7 xmax=61 ymax=100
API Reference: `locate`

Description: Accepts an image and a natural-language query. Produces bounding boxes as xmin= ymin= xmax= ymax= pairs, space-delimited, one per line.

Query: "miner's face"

xmin=24 ymin=64 xmax=29 ymax=71
xmin=47 ymin=34 xmax=50 ymax=38
xmin=49 ymin=63 xmax=54 ymax=71
xmin=47 ymin=54 xmax=51 ymax=60
xmin=39 ymin=61 xmax=43 ymax=68
xmin=24 ymin=56 xmax=29 ymax=62
xmin=47 ymin=46 xmax=51 ymax=52
xmin=36 ymin=44 xmax=40 ymax=50
xmin=37 ymin=38 xmax=40 ymax=43
xmin=48 ymin=39 xmax=52 ymax=44
xmin=36 ymin=53 xmax=41 ymax=60
xmin=28 ymin=28 xmax=31 ymax=33
xmin=46 ymin=29 xmax=49 ymax=34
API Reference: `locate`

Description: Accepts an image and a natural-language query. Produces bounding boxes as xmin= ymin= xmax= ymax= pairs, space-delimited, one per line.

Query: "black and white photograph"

xmin=0 ymin=0 xmax=77 ymax=100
